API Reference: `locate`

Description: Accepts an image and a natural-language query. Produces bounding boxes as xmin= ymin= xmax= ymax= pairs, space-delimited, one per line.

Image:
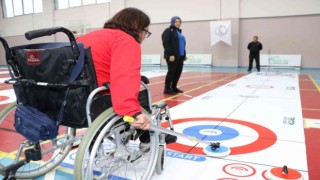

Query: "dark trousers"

xmin=165 ymin=56 xmax=184 ymax=89
xmin=248 ymin=54 xmax=260 ymax=71
xmin=136 ymin=129 xmax=150 ymax=143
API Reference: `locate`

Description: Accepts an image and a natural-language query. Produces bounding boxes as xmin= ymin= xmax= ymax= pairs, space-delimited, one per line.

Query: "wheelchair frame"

xmin=0 ymin=27 xmax=175 ymax=180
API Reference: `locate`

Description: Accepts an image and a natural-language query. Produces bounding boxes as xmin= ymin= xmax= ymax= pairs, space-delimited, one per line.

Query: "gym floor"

xmin=0 ymin=66 xmax=320 ymax=180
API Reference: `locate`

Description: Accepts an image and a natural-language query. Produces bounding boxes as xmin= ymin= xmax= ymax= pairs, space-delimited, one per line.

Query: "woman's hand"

xmin=131 ymin=114 xmax=150 ymax=130
xmin=169 ymin=56 xmax=175 ymax=62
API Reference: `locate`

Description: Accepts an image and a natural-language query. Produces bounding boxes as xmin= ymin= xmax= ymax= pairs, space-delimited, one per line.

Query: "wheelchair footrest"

xmin=25 ymin=148 xmax=42 ymax=161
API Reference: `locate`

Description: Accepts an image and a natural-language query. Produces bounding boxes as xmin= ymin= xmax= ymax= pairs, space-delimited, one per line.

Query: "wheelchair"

xmin=0 ymin=27 xmax=175 ymax=180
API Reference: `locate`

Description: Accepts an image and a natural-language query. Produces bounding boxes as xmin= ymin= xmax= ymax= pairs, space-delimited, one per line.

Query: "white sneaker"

xmin=139 ymin=142 xmax=151 ymax=153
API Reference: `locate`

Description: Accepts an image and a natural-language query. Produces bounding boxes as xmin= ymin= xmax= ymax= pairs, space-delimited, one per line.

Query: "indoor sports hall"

xmin=0 ymin=1 xmax=319 ymax=180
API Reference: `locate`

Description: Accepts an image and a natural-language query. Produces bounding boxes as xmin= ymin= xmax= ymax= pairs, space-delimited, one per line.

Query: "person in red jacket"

xmin=77 ymin=8 xmax=151 ymax=147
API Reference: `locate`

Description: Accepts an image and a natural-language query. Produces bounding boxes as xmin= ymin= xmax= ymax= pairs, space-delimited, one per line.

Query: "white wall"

xmin=0 ymin=1 xmax=55 ymax=36
xmin=54 ymin=3 xmax=110 ymax=30
xmin=1 ymin=0 xmax=320 ymax=36
xmin=0 ymin=0 xmax=319 ymax=67
xmin=126 ymin=0 xmax=221 ymax=23
xmin=0 ymin=1 xmax=110 ymax=37
xmin=240 ymin=0 xmax=320 ymax=18
xmin=239 ymin=15 xmax=320 ymax=68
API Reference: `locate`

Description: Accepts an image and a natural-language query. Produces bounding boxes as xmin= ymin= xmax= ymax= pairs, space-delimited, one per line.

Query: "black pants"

xmin=248 ymin=54 xmax=260 ymax=71
xmin=165 ymin=56 xmax=184 ymax=89
xmin=136 ymin=129 xmax=150 ymax=143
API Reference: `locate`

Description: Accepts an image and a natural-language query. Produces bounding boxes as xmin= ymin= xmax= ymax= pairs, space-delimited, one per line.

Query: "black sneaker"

xmin=163 ymin=89 xmax=178 ymax=95
xmin=173 ymin=88 xmax=184 ymax=93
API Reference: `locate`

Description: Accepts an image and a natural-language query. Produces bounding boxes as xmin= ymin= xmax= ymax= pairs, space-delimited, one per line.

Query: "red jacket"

xmin=77 ymin=29 xmax=142 ymax=117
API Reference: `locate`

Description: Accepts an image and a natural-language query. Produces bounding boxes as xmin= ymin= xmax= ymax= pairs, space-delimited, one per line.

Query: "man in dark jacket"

xmin=162 ymin=16 xmax=186 ymax=95
xmin=247 ymin=36 xmax=263 ymax=72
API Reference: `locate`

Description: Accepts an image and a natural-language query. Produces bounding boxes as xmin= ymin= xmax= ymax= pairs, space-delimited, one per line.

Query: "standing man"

xmin=247 ymin=36 xmax=263 ymax=72
xmin=162 ymin=16 xmax=187 ymax=95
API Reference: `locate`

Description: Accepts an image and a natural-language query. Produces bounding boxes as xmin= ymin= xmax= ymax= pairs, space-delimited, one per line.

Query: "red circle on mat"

xmin=162 ymin=117 xmax=277 ymax=155
xmin=269 ymin=167 xmax=302 ymax=179
xmin=223 ymin=163 xmax=256 ymax=177
xmin=0 ymin=96 xmax=9 ymax=102
xmin=262 ymin=170 xmax=269 ymax=179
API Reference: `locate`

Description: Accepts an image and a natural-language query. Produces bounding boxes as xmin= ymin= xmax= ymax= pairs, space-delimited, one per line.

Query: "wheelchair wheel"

xmin=0 ymin=102 xmax=76 ymax=179
xmin=155 ymin=145 xmax=165 ymax=175
xmin=74 ymin=107 xmax=158 ymax=180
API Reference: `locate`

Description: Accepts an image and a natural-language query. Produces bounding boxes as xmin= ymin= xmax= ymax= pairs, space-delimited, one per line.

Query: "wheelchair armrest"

xmin=141 ymin=76 xmax=149 ymax=84
xmin=100 ymin=77 xmax=148 ymax=89
xmin=154 ymin=102 xmax=167 ymax=109
xmin=102 ymin=82 xmax=110 ymax=89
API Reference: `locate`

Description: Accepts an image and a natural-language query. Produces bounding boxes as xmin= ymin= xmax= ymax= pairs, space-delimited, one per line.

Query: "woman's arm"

xmin=161 ymin=28 xmax=173 ymax=57
xmin=110 ymin=35 xmax=142 ymax=117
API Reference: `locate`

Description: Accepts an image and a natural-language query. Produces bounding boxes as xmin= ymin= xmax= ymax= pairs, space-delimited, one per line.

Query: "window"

xmin=23 ymin=0 xmax=34 ymax=14
xmin=83 ymin=0 xmax=95 ymax=5
xmin=97 ymin=0 xmax=109 ymax=3
xmin=2 ymin=0 xmax=43 ymax=18
xmin=56 ymin=0 xmax=110 ymax=10
xmin=69 ymin=0 xmax=81 ymax=7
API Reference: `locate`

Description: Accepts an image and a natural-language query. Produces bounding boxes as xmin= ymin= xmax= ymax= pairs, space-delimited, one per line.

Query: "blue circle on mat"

xmin=205 ymin=145 xmax=229 ymax=153
xmin=182 ymin=125 xmax=239 ymax=141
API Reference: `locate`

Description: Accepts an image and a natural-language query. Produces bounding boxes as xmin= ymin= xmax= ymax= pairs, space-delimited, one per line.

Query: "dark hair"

xmin=103 ymin=7 xmax=150 ymax=42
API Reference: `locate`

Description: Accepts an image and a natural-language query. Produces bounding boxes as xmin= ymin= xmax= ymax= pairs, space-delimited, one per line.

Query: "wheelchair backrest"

xmin=11 ymin=42 xmax=98 ymax=128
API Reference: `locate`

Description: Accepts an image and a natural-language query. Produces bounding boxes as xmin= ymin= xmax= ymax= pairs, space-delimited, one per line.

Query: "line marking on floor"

xmin=164 ymin=99 xmax=188 ymax=102
xmin=304 ymin=118 xmax=320 ymax=129
xmin=302 ymin=108 xmax=320 ymax=111
xmin=182 ymin=94 xmax=192 ymax=98
xmin=155 ymin=74 xmax=239 ymax=104
xmin=148 ymin=74 xmax=232 ymax=86
xmin=308 ymin=75 xmax=320 ymax=92
xmin=300 ymin=89 xmax=319 ymax=92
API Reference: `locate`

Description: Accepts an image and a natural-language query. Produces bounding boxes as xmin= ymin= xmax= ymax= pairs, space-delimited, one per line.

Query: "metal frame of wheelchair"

xmin=0 ymin=27 xmax=174 ymax=180
xmin=74 ymin=81 xmax=173 ymax=180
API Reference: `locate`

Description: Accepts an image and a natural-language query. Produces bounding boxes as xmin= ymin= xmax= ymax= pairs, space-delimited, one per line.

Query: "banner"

xmin=185 ymin=54 xmax=212 ymax=66
xmin=210 ymin=20 xmax=232 ymax=46
xmin=141 ymin=54 xmax=161 ymax=65
xmin=260 ymin=54 xmax=301 ymax=68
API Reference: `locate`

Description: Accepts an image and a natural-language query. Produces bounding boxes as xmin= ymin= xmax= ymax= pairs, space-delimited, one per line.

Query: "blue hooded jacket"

xmin=162 ymin=16 xmax=187 ymax=58
xmin=170 ymin=16 xmax=185 ymax=56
